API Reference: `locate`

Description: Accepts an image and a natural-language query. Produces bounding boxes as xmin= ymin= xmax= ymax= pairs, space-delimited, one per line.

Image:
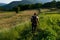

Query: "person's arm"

xmin=37 ymin=16 xmax=39 ymax=23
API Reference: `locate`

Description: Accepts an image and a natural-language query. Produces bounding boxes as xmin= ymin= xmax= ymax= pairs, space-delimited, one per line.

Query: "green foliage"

xmin=12 ymin=6 xmax=20 ymax=13
xmin=16 ymin=3 xmax=42 ymax=11
xmin=12 ymin=1 xmax=60 ymax=11
xmin=42 ymin=1 xmax=60 ymax=8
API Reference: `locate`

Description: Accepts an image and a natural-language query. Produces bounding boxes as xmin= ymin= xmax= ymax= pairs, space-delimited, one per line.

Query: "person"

xmin=31 ymin=13 xmax=39 ymax=33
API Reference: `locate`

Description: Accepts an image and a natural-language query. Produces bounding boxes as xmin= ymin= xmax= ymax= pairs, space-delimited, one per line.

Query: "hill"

xmin=2 ymin=0 xmax=52 ymax=10
xmin=2 ymin=0 xmax=55 ymax=10
xmin=0 ymin=3 xmax=6 ymax=6
xmin=24 ymin=0 xmax=52 ymax=3
xmin=2 ymin=0 xmax=32 ymax=10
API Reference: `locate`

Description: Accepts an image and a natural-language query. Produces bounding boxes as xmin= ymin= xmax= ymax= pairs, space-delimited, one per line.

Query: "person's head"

xmin=34 ymin=13 xmax=37 ymax=16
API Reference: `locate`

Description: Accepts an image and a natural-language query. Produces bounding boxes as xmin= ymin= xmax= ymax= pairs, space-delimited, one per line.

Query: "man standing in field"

xmin=31 ymin=13 xmax=39 ymax=33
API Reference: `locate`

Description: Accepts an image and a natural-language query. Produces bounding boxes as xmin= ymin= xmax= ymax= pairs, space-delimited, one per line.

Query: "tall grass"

xmin=0 ymin=13 xmax=60 ymax=40
xmin=0 ymin=10 xmax=38 ymax=29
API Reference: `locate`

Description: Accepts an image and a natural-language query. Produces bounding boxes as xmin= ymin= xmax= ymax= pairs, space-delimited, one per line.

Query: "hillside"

xmin=24 ymin=0 xmax=52 ymax=3
xmin=0 ymin=3 xmax=6 ymax=6
xmin=2 ymin=0 xmax=53 ymax=10
xmin=1 ymin=0 xmax=60 ymax=9
xmin=2 ymin=0 xmax=32 ymax=9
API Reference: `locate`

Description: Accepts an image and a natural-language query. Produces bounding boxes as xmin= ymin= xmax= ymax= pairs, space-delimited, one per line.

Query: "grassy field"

xmin=0 ymin=10 xmax=60 ymax=40
xmin=0 ymin=10 xmax=38 ymax=29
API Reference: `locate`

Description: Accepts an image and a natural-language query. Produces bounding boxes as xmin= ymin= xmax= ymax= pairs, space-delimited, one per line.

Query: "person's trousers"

xmin=32 ymin=24 xmax=37 ymax=33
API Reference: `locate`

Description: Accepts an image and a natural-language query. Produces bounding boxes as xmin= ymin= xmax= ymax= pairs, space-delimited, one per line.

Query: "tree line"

xmin=13 ymin=1 xmax=60 ymax=11
xmin=0 ymin=1 xmax=60 ymax=12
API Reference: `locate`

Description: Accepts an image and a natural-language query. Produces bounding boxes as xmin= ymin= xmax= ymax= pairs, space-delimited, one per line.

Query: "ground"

xmin=0 ymin=10 xmax=38 ymax=29
xmin=0 ymin=9 xmax=60 ymax=40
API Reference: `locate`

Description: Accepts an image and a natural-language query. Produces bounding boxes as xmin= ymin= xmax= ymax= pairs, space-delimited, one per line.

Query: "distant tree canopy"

xmin=1 ymin=1 xmax=60 ymax=11
xmin=56 ymin=2 xmax=60 ymax=8
xmin=17 ymin=3 xmax=42 ymax=11
xmin=12 ymin=6 xmax=20 ymax=13
xmin=12 ymin=1 xmax=60 ymax=11
xmin=0 ymin=6 xmax=4 ymax=11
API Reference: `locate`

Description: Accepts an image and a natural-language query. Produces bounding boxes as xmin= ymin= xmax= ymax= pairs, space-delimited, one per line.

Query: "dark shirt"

xmin=31 ymin=15 xmax=38 ymax=25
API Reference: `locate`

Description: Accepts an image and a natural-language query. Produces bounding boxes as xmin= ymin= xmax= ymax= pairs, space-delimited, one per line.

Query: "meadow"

xmin=0 ymin=10 xmax=60 ymax=40
xmin=0 ymin=10 xmax=38 ymax=29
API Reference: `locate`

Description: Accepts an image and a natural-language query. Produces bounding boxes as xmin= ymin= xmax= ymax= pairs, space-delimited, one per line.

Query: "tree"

xmin=56 ymin=1 xmax=60 ymax=8
xmin=13 ymin=6 xmax=20 ymax=13
xmin=51 ymin=0 xmax=56 ymax=8
xmin=42 ymin=2 xmax=52 ymax=8
xmin=0 ymin=6 xmax=4 ymax=11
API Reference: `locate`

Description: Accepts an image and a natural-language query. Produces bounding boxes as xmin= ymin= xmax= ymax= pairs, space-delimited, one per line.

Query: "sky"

xmin=0 ymin=0 xmax=21 ymax=4
xmin=0 ymin=0 xmax=60 ymax=4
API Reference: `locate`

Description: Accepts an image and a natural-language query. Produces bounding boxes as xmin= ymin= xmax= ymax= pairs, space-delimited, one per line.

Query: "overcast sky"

xmin=0 ymin=0 xmax=21 ymax=4
xmin=0 ymin=0 xmax=60 ymax=4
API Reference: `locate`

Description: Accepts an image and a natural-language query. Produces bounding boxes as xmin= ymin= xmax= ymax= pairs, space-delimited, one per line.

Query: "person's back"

xmin=31 ymin=15 xmax=38 ymax=25
xmin=31 ymin=13 xmax=39 ymax=33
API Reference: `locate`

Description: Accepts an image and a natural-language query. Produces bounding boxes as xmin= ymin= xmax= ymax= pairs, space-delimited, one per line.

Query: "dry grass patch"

xmin=0 ymin=10 xmax=38 ymax=29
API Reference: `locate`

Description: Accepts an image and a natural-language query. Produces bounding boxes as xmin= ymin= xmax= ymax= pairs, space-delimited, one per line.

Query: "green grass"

xmin=0 ymin=13 xmax=60 ymax=40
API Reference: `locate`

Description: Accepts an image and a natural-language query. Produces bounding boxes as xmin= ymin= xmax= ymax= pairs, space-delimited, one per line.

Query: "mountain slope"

xmin=0 ymin=3 xmax=6 ymax=6
xmin=2 ymin=0 xmax=33 ymax=10
xmin=22 ymin=0 xmax=52 ymax=3
xmin=2 ymin=0 xmax=53 ymax=10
